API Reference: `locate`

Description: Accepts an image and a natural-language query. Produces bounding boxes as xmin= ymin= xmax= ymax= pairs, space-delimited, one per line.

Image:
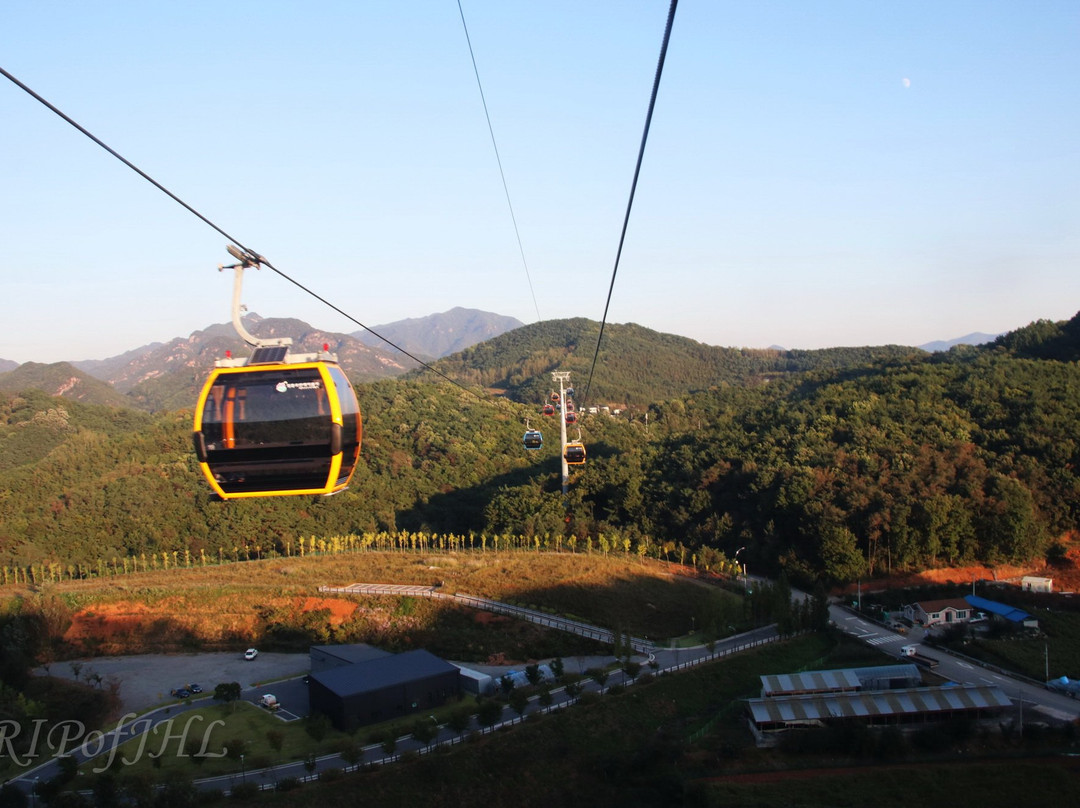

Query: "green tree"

xmin=508 ymin=688 xmax=529 ymax=720
xmin=410 ymin=717 xmax=437 ymax=749
xmin=586 ymin=667 xmax=609 ymax=694
xmin=213 ymin=682 xmax=241 ymax=704
xmin=476 ymin=698 xmax=503 ymax=731
xmin=524 ymin=664 xmax=542 ymax=687
xmin=818 ymin=523 xmax=867 ymax=583
xmin=447 ymin=706 xmax=472 ymax=737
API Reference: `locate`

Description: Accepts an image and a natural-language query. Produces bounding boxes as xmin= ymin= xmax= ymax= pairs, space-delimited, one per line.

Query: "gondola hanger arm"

xmin=219 ymin=245 xmax=291 ymax=349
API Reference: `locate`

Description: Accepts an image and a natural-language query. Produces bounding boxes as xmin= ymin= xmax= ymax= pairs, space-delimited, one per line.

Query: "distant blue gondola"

xmin=523 ymin=430 xmax=543 ymax=450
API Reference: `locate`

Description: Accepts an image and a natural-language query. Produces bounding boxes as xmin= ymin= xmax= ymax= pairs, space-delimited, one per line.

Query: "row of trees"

xmin=0 ymin=530 xmax=740 ymax=587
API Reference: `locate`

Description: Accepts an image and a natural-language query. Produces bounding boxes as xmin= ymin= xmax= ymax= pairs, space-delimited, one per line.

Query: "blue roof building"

xmin=964 ymin=594 xmax=1038 ymax=628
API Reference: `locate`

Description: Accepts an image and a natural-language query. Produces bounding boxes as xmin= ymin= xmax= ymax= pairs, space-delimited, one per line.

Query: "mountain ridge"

xmin=352 ymin=307 xmax=525 ymax=360
xmin=0 ymin=312 xmax=1069 ymax=412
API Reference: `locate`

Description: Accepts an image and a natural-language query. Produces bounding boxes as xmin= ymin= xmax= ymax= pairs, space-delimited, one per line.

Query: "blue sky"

xmin=2 ymin=1 xmax=1078 ymax=364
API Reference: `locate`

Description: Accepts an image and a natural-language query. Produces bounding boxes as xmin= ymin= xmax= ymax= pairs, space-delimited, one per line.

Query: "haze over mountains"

xmin=0 ymin=305 xmax=1000 ymax=412
xmin=0 ymin=308 xmax=523 ymax=411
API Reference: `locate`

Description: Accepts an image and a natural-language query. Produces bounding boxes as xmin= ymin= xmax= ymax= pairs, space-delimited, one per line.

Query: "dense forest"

xmin=426 ymin=317 xmax=920 ymax=407
xmin=1 ymin=314 xmax=1079 ymax=586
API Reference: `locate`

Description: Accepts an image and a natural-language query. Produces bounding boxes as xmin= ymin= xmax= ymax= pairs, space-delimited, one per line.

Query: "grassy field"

xmin=7 ymin=552 xmax=740 ymax=660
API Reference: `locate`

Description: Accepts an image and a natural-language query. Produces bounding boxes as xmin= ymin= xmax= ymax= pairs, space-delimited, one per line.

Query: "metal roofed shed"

xmin=759 ymin=669 xmax=861 ymax=698
xmin=853 ymin=664 xmax=923 ymax=691
xmin=454 ymin=665 xmax=495 ymax=696
xmin=964 ymin=594 xmax=1038 ymax=628
xmin=760 ymin=665 xmax=922 ymax=698
xmin=747 ymin=684 xmax=1012 ymax=744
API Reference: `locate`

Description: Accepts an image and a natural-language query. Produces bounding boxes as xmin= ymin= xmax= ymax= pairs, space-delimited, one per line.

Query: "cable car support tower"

xmin=552 ymin=371 xmax=572 ymax=497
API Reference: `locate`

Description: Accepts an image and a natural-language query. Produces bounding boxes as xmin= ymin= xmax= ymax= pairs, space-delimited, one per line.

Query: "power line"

xmin=0 ymin=64 xmax=486 ymax=400
xmin=456 ymin=0 xmax=542 ymax=324
xmin=580 ymin=0 xmax=679 ymax=407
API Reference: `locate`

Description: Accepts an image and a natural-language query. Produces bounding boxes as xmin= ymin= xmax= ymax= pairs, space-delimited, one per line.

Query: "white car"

xmin=244 ymin=648 xmax=258 ymax=661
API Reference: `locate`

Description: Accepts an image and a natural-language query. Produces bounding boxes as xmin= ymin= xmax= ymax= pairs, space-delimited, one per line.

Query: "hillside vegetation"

xmin=1 ymin=314 xmax=1079 ymax=587
xmin=425 ymin=318 xmax=919 ymax=406
xmin=0 ymin=552 xmax=730 ymax=661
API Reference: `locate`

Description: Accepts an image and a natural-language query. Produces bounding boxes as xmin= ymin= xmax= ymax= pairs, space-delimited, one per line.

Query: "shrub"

xmin=229 ymin=781 xmax=259 ymax=801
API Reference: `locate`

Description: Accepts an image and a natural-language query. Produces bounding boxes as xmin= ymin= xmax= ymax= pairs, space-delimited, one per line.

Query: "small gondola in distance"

xmin=542 ymin=403 xmax=556 ymax=416
xmin=565 ymin=411 xmax=578 ymax=424
xmin=523 ymin=429 xmax=543 ymax=450
xmin=193 ymin=351 xmax=362 ymax=499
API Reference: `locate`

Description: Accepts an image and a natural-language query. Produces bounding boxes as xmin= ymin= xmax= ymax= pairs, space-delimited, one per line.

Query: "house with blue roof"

xmin=964 ymin=594 xmax=1038 ymax=629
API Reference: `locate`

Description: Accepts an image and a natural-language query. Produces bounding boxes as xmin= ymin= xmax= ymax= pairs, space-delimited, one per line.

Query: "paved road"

xmin=829 ymin=603 xmax=1080 ymax=722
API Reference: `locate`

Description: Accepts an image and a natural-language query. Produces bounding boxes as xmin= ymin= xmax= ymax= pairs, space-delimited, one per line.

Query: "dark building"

xmin=309 ymin=648 xmax=461 ymax=731
xmin=310 ymin=643 xmax=391 ymax=673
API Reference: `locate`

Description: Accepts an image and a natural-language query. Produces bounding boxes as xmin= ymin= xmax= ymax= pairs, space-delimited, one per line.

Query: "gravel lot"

xmin=39 ymin=652 xmax=311 ymax=714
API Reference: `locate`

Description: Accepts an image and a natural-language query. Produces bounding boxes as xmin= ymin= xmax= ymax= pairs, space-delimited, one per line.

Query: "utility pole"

xmin=551 ymin=371 xmax=571 ymax=497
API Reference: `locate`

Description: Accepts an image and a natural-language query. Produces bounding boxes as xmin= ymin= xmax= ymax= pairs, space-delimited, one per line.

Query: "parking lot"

xmin=41 ymin=651 xmax=311 ymax=714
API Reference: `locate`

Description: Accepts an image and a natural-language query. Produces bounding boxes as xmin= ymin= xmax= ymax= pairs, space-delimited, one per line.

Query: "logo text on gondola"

xmin=275 ymin=381 xmax=322 ymax=393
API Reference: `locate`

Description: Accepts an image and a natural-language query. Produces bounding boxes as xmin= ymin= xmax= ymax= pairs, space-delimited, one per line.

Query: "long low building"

xmin=759 ymin=665 xmax=921 ymax=698
xmin=747 ymin=683 xmax=1011 ymax=742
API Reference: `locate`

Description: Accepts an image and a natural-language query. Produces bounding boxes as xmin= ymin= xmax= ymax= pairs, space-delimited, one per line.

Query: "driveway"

xmin=39 ymin=652 xmax=310 ymax=714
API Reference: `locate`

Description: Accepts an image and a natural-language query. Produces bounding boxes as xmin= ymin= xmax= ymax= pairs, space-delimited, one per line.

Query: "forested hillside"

xmin=428 ymin=318 xmax=920 ymax=407
xmin=2 ymin=313 xmax=1079 ymax=585
xmin=0 ymin=362 xmax=132 ymax=408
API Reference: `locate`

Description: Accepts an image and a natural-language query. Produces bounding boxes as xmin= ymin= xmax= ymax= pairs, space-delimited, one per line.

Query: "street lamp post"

xmin=735 ymin=547 xmax=747 ymax=592
xmin=240 ymin=753 xmax=246 ymax=783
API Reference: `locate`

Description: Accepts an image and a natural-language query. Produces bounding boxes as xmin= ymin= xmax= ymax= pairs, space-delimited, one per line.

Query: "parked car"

xmin=170 ymin=688 xmax=191 ymax=699
xmin=244 ymin=648 xmax=258 ymax=661
xmin=188 ymin=684 xmax=203 ymax=694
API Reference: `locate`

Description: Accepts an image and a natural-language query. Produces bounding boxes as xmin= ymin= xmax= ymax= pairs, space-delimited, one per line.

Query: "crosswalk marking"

xmin=865 ymin=635 xmax=901 ymax=646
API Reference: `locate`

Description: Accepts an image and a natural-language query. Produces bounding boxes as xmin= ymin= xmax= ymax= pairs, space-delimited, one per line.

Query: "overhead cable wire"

xmin=0 ymin=64 xmax=485 ymax=400
xmin=580 ymin=0 xmax=679 ymax=407
xmin=456 ymin=0 xmax=542 ymax=323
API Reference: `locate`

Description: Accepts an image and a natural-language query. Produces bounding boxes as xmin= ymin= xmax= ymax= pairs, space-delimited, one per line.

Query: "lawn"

xmin=939 ymin=610 xmax=1080 ymax=680
xmin=79 ymin=702 xmax=336 ymax=779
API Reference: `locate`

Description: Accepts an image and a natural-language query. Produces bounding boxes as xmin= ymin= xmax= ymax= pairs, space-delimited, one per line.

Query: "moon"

xmin=902 ymin=77 xmax=911 ymax=88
